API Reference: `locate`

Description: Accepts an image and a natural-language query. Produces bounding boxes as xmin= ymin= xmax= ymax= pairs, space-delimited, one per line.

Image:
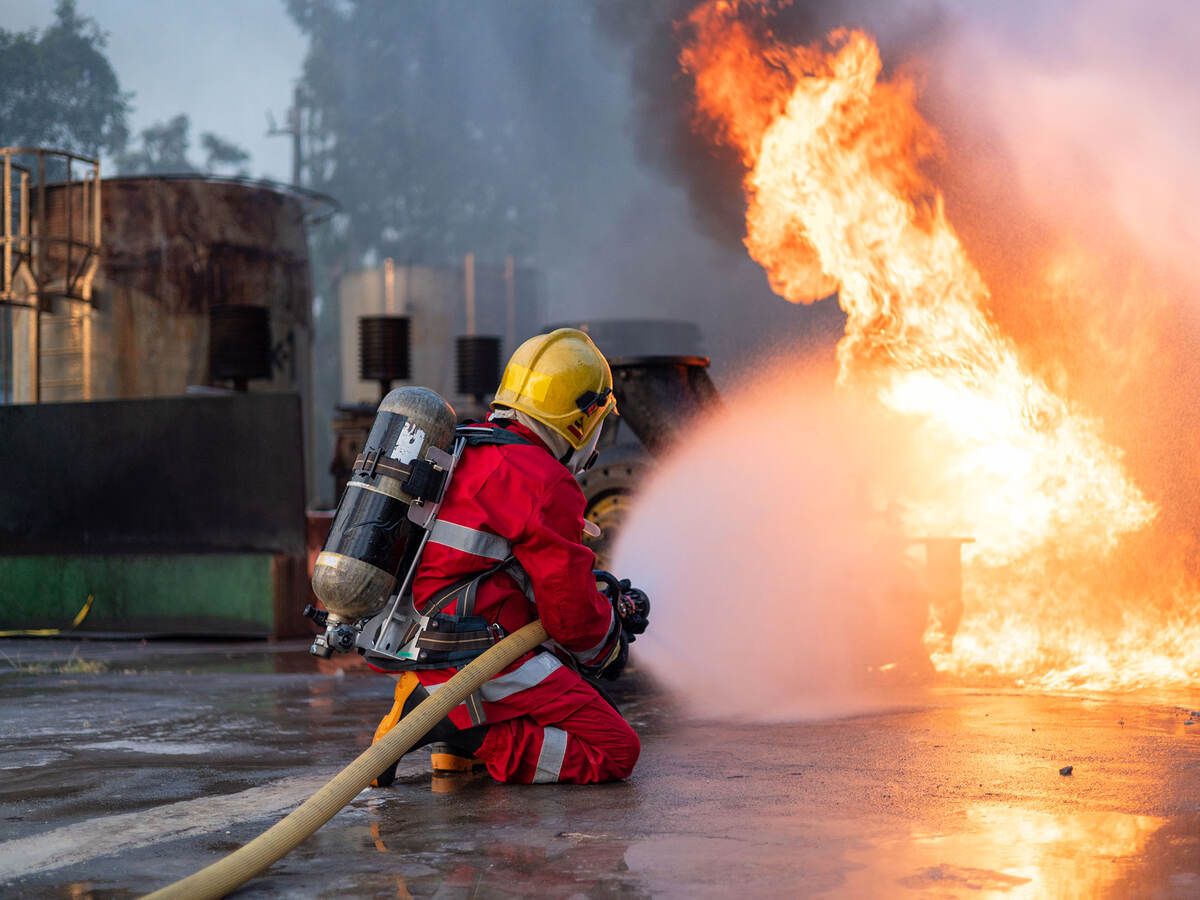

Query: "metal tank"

xmin=82 ymin=176 xmax=315 ymax=403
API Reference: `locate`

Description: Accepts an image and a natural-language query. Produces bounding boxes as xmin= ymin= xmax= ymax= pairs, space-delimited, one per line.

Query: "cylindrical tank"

xmin=47 ymin=176 xmax=314 ymax=402
xmin=312 ymin=386 xmax=456 ymax=621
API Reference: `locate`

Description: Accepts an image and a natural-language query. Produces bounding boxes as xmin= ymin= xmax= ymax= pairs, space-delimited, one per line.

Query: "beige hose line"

xmin=144 ymin=620 xmax=550 ymax=900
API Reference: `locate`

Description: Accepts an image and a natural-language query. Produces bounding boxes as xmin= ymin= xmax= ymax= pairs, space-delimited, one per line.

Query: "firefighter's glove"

xmin=615 ymin=579 xmax=650 ymax=641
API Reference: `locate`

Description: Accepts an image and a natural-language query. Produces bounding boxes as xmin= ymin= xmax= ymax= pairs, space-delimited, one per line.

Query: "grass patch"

xmin=59 ymin=657 xmax=106 ymax=674
xmin=0 ymin=647 xmax=108 ymax=675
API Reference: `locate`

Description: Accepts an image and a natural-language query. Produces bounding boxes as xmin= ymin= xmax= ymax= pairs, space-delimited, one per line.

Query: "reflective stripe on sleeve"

xmin=428 ymin=519 xmax=513 ymax=560
xmin=533 ymin=726 xmax=568 ymax=783
xmin=573 ymin=606 xmax=617 ymax=665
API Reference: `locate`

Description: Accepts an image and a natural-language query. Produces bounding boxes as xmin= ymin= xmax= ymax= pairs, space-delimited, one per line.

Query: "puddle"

xmin=0 ymin=749 xmax=70 ymax=770
xmin=77 ymin=739 xmax=241 ymax=756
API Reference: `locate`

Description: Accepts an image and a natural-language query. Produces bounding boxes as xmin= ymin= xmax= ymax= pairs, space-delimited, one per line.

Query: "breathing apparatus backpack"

xmin=352 ymin=422 xmax=536 ymax=673
xmin=306 ymin=387 xmax=532 ymax=665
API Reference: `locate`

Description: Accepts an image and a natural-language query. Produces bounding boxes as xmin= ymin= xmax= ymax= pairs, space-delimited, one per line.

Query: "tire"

xmin=577 ymin=449 xmax=650 ymax=571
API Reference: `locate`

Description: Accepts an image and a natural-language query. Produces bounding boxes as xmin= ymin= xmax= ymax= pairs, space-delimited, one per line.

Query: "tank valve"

xmin=310 ymin=632 xmax=333 ymax=659
xmin=305 ymin=607 xmax=359 ymax=659
xmin=304 ymin=606 xmax=358 ymax=658
xmin=329 ymin=623 xmax=358 ymax=652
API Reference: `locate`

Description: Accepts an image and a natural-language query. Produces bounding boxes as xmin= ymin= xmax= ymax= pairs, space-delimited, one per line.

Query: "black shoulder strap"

xmin=455 ymin=423 xmax=533 ymax=448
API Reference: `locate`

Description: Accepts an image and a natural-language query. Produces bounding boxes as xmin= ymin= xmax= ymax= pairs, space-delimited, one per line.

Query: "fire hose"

xmin=143 ymin=619 xmax=549 ymax=900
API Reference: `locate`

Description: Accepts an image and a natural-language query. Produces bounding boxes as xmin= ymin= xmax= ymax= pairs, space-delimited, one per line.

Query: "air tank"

xmin=312 ymin=386 xmax=456 ymax=621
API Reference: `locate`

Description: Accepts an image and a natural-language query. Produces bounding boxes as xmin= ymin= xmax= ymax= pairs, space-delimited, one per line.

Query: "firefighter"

xmin=372 ymin=328 xmax=646 ymax=785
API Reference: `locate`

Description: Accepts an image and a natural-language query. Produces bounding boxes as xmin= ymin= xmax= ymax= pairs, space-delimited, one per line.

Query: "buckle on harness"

xmin=357 ymin=448 xmax=381 ymax=478
xmin=402 ymin=458 xmax=448 ymax=503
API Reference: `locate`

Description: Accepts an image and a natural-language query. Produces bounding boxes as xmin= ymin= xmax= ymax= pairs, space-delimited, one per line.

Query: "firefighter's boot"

xmin=372 ymin=672 xmax=487 ymax=787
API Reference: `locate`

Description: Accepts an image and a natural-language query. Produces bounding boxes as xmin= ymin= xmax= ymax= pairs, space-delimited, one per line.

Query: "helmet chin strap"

xmin=564 ymin=424 xmax=604 ymax=475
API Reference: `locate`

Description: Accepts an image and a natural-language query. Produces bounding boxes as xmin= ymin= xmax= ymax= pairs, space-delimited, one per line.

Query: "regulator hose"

xmin=144 ymin=620 xmax=550 ymax=900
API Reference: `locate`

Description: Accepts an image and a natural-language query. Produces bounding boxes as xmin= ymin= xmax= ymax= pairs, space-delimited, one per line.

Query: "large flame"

xmin=681 ymin=0 xmax=1200 ymax=689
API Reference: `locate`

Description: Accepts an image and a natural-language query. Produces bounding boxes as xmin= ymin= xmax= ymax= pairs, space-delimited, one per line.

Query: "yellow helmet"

xmin=492 ymin=328 xmax=617 ymax=450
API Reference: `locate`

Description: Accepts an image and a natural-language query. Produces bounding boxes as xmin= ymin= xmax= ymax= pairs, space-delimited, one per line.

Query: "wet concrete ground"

xmin=1 ymin=638 xmax=1198 ymax=898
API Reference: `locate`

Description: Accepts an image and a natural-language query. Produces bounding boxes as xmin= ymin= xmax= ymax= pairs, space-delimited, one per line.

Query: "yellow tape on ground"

xmin=0 ymin=594 xmax=94 ymax=638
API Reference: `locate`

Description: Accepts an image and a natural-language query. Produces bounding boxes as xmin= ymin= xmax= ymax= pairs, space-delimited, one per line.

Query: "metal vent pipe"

xmin=455 ymin=334 xmax=501 ymax=401
xmin=209 ymin=304 xmax=271 ymax=391
xmin=359 ymin=315 xmax=410 ymax=399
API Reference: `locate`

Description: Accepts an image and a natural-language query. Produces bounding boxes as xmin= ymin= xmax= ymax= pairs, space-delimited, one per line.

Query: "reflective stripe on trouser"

xmin=533 ymin=727 xmax=568 ymax=783
xmin=473 ymin=678 xmax=641 ymax=784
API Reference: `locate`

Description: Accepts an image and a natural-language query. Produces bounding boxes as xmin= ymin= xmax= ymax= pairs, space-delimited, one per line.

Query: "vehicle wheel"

xmin=578 ymin=451 xmax=649 ymax=570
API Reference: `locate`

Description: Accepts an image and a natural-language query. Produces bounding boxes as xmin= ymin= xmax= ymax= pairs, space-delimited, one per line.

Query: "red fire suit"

xmin=409 ymin=420 xmax=640 ymax=784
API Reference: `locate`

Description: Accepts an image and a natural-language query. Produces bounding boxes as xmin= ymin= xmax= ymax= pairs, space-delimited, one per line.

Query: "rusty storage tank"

xmin=96 ymin=177 xmax=312 ymax=401
xmin=35 ymin=175 xmax=314 ymax=404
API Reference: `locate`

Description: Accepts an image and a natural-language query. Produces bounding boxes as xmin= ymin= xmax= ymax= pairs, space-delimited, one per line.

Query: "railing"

xmin=1 ymin=147 xmax=101 ymax=402
xmin=1 ymin=146 xmax=102 ymax=309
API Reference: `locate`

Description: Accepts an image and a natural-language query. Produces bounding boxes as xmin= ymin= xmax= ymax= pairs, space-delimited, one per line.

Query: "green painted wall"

xmin=0 ymin=554 xmax=277 ymax=635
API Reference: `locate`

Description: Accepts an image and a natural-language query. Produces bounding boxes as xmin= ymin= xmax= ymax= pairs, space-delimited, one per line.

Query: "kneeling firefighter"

xmin=366 ymin=328 xmax=649 ymax=785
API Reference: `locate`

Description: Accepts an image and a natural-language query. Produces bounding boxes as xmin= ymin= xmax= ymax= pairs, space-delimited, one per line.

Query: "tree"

xmin=116 ymin=114 xmax=251 ymax=177
xmin=200 ymin=132 xmax=250 ymax=176
xmin=0 ymin=0 xmax=130 ymax=157
xmin=286 ymin=1 xmax=611 ymax=267
xmin=114 ymin=114 xmax=192 ymax=174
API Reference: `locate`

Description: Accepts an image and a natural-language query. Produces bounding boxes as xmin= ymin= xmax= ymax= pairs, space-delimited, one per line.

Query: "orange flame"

xmin=681 ymin=1 xmax=1200 ymax=689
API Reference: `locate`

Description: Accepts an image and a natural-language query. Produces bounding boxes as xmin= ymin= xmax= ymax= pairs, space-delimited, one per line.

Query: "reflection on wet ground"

xmin=840 ymin=806 xmax=1199 ymax=898
xmin=0 ymin=638 xmax=1197 ymax=897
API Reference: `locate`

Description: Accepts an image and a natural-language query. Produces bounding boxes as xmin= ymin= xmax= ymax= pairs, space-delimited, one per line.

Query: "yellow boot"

xmin=430 ymin=742 xmax=488 ymax=775
xmin=371 ymin=672 xmax=423 ymax=787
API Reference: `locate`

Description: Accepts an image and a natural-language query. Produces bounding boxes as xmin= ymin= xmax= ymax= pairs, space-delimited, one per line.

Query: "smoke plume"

xmin=612 ymin=358 xmax=933 ymax=721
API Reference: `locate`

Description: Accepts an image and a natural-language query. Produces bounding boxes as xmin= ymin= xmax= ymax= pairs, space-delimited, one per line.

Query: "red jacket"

xmin=409 ymin=421 xmax=618 ymax=727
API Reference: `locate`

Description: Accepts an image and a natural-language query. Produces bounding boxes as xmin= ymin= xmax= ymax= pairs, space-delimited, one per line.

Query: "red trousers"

xmin=474 ymin=677 xmax=640 ymax=784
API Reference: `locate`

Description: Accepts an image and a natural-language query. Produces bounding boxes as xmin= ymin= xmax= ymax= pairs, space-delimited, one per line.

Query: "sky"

xmin=2 ymin=0 xmax=306 ymax=181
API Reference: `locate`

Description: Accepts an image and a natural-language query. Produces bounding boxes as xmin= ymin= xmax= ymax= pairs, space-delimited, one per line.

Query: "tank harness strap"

xmin=413 ymin=560 xmax=514 ymax=725
xmin=407 ymin=559 xmax=511 ymax=656
xmin=367 ymin=425 xmax=535 ymax=719
xmin=352 ymin=451 xmax=447 ymax=502
xmin=504 ymin=558 xmax=535 ymax=604
xmin=423 ymin=426 xmax=529 ymax=560
xmin=455 ymin=423 xmax=534 ymax=447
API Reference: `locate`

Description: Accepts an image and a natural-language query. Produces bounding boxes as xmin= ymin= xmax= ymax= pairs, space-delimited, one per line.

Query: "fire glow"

xmin=680 ymin=0 xmax=1200 ymax=689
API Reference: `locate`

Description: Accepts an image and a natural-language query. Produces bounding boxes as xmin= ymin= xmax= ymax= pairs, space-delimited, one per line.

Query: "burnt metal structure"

xmin=608 ymin=355 xmax=721 ymax=455
xmin=0 ymin=146 xmax=101 ymax=306
xmin=0 ymin=173 xmax=337 ymax=637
